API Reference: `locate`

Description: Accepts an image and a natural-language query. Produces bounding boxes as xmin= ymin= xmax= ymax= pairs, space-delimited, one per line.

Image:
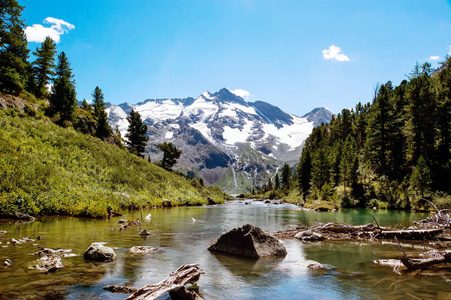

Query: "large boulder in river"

xmin=208 ymin=224 xmax=287 ymax=258
xmin=83 ymin=242 xmax=116 ymax=262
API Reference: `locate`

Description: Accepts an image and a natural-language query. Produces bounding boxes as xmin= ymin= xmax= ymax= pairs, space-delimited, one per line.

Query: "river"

xmin=0 ymin=200 xmax=449 ymax=299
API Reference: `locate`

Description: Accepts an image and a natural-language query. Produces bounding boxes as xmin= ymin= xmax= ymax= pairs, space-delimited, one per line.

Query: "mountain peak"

xmin=212 ymin=88 xmax=248 ymax=106
xmin=302 ymin=107 xmax=333 ymax=127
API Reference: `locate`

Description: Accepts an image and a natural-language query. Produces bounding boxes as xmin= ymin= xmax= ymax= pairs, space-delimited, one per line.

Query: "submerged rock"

xmin=129 ymin=246 xmax=157 ymax=255
xmin=14 ymin=211 xmax=35 ymax=222
xmin=4 ymin=258 xmax=12 ymax=267
xmin=138 ymin=229 xmax=151 ymax=236
xmin=30 ymin=255 xmax=63 ymax=273
xmin=83 ymin=242 xmax=116 ymax=262
xmin=32 ymin=247 xmax=72 ymax=256
xmin=295 ymin=230 xmax=326 ymax=241
xmin=208 ymin=224 xmax=287 ymax=258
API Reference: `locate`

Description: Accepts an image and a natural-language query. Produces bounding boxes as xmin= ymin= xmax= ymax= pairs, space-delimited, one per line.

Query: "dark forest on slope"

xmin=296 ymin=59 xmax=451 ymax=209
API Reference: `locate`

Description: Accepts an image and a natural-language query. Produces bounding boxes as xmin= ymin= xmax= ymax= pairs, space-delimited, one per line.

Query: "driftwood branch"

xmin=376 ymin=228 xmax=443 ymax=240
xmin=125 ymin=264 xmax=204 ymax=300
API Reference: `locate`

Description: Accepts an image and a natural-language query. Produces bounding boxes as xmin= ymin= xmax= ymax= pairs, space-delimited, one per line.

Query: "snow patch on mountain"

xmin=262 ymin=115 xmax=313 ymax=150
xmin=223 ymin=120 xmax=253 ymax=145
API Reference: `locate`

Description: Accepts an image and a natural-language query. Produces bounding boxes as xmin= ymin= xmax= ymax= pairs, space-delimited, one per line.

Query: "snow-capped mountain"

xmin=106 ymin=88 xmax=332 ymax=193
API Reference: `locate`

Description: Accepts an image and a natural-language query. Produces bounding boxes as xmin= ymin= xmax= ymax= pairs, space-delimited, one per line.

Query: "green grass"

xmin=0 ymin=111 xmax=230 ymax=218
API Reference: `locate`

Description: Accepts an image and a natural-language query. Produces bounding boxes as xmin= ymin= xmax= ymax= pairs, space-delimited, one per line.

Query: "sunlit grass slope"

xmin=0 ymin=111 xmax=229 ymax=218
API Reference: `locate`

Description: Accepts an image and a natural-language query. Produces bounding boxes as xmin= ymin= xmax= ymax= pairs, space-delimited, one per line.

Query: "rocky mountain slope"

xmin=106 ymin=88 xmax=332 ymax=193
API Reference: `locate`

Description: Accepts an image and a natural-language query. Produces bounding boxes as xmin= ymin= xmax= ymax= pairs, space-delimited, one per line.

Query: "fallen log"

xmin=125 ymin=264 xmax=204 ymax=300
xmin=376 ymin=228 xmax=443 ymax=240
xmin=103 ymin=285 xmax=137 ymax=294
xmin=400 ymin=256 xmax=451 ymax=269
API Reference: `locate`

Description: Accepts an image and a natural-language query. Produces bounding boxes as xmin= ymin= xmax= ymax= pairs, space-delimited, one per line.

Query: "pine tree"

xmin=405 ymin=73 xmax=436 ymax=166
xmin=157 ymin=142 xmax=182 ymax=170
xmin=0 ymin=0 xmax=29 ymax=93
xmin=364 ymin=82 xmax=392 ymax=175
xmin=297 ymin=147 xmax=312 ymax=200
xmin=125 ymin=110 xmax=148 ymax=157
xmin=267 ymin=177 xmax=273 ymax=190
xmin=33 ymin=37 xmax=57 ymax=98
xmin=312 ymin=146 xmax=329 ymax=189
xmin=92 ymin=86 xmax=105 ymax=118
xmin=50 ymin=52 xmax=76 ymax=124
xmin=281 ymin=163 xmax=291 ymax=189
xmin=91 ymin=86 xmax=111 ymax=139
xmin=340 ymin=135 xmax=357 ymax=196
xmin=274 ymin=173 xmax=280 ymax=189
xmin=410 ymin=155 xmax=432 ymax=198
xmin=434 ymin=57 xmax=451 ymax=189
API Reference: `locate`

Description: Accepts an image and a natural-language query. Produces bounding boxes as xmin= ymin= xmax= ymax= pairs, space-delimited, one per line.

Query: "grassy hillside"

xmin=0 ymin=109 xmax=230 ymax=218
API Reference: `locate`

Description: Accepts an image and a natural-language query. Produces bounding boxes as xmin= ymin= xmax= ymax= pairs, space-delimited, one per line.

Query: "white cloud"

xmin=449 ymin=46 xmax=451 ymax=55
xmin=231 ymin=89 xmax=250 ymax=100
xmin=429 ymin=56 xmax=440 ymax=61
xmin=25 ymin=17 xmax=75 ymax=43
xmin=322 ymin=45 xmax=350 ymax=62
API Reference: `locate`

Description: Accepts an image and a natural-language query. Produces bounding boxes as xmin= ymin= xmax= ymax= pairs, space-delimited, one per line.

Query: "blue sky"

xmin=22 ymin=0 xmax=451 ymax=115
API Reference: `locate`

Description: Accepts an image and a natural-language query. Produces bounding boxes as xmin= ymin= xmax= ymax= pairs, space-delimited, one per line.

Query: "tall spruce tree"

xmin=267 ymin=177 xmax=273 ymax=190
xmin=0 ymin=0 xmax=29 ymax=93
xmin=297 ymin=147 xmax=312 ymax=200
xmin=434 ymin=57 xmax=451 ymax=188
xmin=157 ymin=142 xmax=182 ymax=170
xmin=33 ymin=37 xmax=56 ymax=98
xmin=91 ymin=86 xmax=111 ymax=139
xmin=405 ymin=73 xmax=436 ymax=166
xmin=50 ymin=51 xmax=76 ymax=124
xmin=125 ymin=110 xmax=148 ymax=157
xmin=339 ymin=135 xmax=358 ymax=197
xmin=410 ymin=155 xmax=432 ymax=198
xmin=364 ymin=82 xmax=392 ymax=176
xmin=312 ymin=145 xmax=330 ymax=190
xmin=274 ymin=173 xmax=280 ymax=189
xmin=281 ymin=163 xmax=291 ymax=189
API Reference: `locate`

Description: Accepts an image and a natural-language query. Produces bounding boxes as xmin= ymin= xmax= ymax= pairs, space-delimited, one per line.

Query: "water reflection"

xmin=1 ymin=202 xmax=449 ymax=299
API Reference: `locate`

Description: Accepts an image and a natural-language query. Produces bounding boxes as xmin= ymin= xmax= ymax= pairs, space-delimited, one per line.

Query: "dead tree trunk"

xmin=376 ymin=228 xmax=443 ymax=240
xmin=126 ymin=264 xmax=204 ymax=300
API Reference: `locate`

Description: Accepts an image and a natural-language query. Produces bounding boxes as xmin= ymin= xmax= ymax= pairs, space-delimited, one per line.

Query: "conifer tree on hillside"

xmin=405 ymin=68 xmax=436 ymax=166
xmin=267 ymin=177 xmax=273 ymax=190
xmin=410 ymin=155 xmax=432 ymax=199
xmin=50 ymin=51 xmax=76 ymax=124
xmin=157 ymin=142 xmax=182 ymax=171
xmin=274 ymin=173 xmax=280 ymax=189
xmin=33 ymin=37 xmax=56 ymax=98
xmin=0 ymin=0 xmax=29 ymax=93
xmin=125 ymin=109 xmax=148 ymax=157
xmin=297 ymin=147 xmax=312 ymax=200
xmin=91 ymin=86 xmax=111 ymax=139
xmin=311 ymin=146 xmax=329 ymax=189
xmin=340 ymin=135 xmax=358 ymax=197
xmin=364 ymin=82 xmax=392 ymax=175
xmin=281 ymin=163 xmax=291 ymax=189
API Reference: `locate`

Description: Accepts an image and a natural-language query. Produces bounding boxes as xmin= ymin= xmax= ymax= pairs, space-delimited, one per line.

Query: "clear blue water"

xmin=0 ymin=201 xmax=449 ymax=299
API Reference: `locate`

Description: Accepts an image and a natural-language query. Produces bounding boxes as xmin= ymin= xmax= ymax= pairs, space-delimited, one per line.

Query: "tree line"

xmin=0 ymin=0 xmax=182 ymax=171
xmin=296 ymin=59 xmax=451 ymax=209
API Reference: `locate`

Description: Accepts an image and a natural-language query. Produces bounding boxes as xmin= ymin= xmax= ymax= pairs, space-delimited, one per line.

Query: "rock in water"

xmin=129 ymin=246 xmax=157 ymax=255
xmin=294 ymin=230 xmax=326 ymax=241
xmin=31 ymin=255 xmax=63 ymax=273
xmin=83 ymin=242 xmax=116 ymax=262
xmin=208 ymin=224 xmax=287 ymax=258
xmin=138 ymin=229 xmax=151 ymax=236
